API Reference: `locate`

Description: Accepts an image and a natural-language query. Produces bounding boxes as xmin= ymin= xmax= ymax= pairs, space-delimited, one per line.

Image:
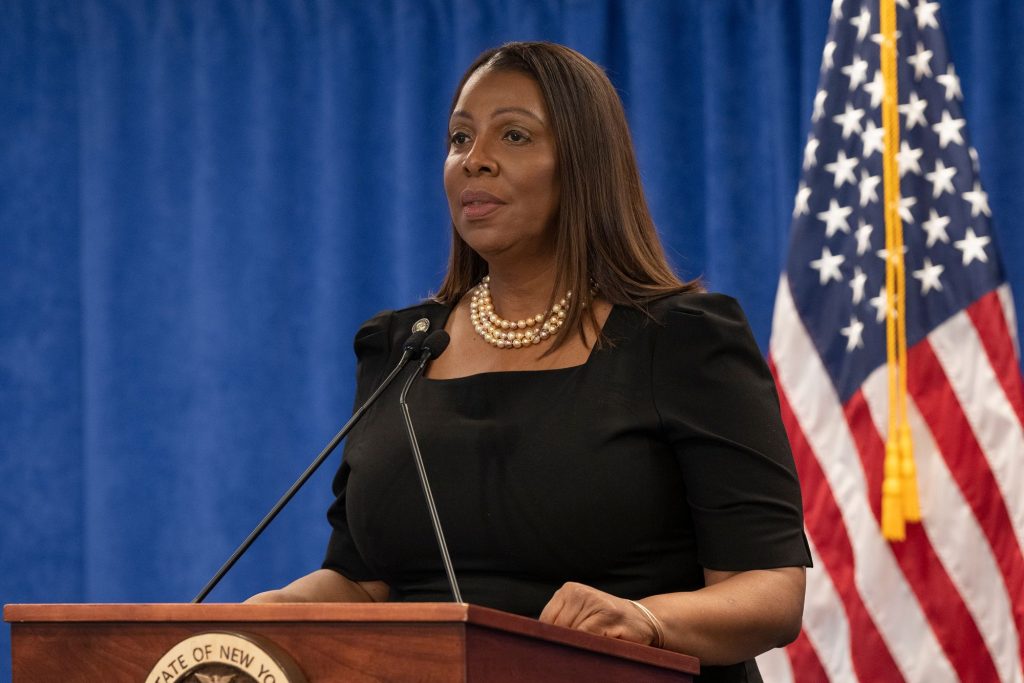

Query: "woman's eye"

xmin=504 ymin=130 xmax=528 ymax=143
xmin=450 ymin=131 xmax=470 ymax=145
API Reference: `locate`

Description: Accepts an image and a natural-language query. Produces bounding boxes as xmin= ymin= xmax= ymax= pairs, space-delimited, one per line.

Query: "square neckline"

xmin=422 ymin=302 xmax=621 ymax=383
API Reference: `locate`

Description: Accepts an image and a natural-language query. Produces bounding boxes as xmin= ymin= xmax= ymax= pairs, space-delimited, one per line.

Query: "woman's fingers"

xmin=538 ymin=582 xmax=658 ymax=645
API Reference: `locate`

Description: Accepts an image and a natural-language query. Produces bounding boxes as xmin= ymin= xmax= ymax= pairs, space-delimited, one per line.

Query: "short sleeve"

xmin=321 ymin=310 xmax=394 ymax=580
xmin=651 ymin=294 xmax=811 ymax=571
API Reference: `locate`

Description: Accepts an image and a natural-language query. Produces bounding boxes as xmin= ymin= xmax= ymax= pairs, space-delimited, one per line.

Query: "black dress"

xmin=323 ymin=292 xmax=811 ymax=683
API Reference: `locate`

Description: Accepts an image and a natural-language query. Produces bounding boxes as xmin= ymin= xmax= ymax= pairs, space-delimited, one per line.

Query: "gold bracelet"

xmin=629 ymin=600 xmax=666 ymax=648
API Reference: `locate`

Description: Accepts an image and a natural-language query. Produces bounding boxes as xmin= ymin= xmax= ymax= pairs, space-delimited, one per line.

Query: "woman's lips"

xmin=462 ymin=201 xmax=504 ymax=219
xmin=460 ymin=190 xmax=506 ymax=219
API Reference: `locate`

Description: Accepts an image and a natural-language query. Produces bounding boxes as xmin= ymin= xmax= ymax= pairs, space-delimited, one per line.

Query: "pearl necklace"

xmin=469 ymin=276 xmax=570 ymax=349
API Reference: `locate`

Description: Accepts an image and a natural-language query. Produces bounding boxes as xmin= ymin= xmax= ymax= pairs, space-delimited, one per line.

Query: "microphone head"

xmin=421 ymin=330 xmax=451 ymax=359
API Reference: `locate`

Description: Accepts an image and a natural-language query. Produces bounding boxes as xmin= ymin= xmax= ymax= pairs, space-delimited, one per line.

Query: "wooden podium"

xmin=5 ymin=603 xmax=699 ymax=681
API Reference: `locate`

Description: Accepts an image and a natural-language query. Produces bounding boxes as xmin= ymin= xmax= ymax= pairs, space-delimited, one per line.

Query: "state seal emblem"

xmin=146 ymin=631 xmax=306 ymax=683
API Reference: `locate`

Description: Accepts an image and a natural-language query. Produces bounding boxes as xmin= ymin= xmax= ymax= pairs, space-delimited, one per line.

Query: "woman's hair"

xmin=435 ymin=41 xmax=701 ymax=348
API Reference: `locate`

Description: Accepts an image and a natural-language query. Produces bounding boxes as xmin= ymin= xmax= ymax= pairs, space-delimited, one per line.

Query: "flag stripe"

xmin=785 ymin=631 xmax=828 ymax=683
xmin=933 ymin=300 xmax=1024 ymax=550
xmin=861 ymin=366 xmax=1024 ymax=683
xmin=771 ymin=368 xmax=901 ymax=682
xmin=755 ymin=645 xmax=795 ymax=683
xmin=797 ymin=535 xmax=856 ymax=683
xmin=908 ymin=339 xmax=1024 ymax=669
xmin=844 ymin=386 xmax=1001 ymax=683
xmin=999 ymin=283 xmax=1021 ymax=353
xmin=771 ymin=277 xmax=956 ymax=681
xmin=967 ymin=288 xmax=1024 ymax=426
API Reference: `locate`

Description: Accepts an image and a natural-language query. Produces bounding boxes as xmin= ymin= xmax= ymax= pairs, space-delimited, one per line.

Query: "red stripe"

xmin=769 ymin=360 xmax=905 ymax=683
xmin=966 ymin=290 xmax=1024 ymax=426
xmin=785 ymin=629 xmax=829 ymax=682
xmin=844 ymin=389 xmax=1001 ymax=682
xmin=909 ymin=340 xmax=1024 ymax=670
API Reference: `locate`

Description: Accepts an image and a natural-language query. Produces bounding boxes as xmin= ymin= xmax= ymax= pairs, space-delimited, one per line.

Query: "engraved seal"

xmin=146 ymin=631 xmax=306 ymax=683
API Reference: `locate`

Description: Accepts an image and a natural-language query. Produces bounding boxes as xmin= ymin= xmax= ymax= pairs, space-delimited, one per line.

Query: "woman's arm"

xmin=538 ymin=566 xmax=805 ymax=665
xmin=245 ymin=569 xmax=390 ymax=604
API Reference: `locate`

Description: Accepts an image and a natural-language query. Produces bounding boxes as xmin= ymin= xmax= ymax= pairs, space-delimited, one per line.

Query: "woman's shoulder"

xmin=641 ymin=290 xmax=746 ymax=323
xmin=613 ymin=291 xmax=750 ymax=341
xmin=353 ymin=300 xmax=451 ymax=356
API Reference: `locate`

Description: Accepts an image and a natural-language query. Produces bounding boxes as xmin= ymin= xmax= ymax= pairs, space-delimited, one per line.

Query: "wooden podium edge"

xmin=4 ymin=602 xmax=699 ymax=675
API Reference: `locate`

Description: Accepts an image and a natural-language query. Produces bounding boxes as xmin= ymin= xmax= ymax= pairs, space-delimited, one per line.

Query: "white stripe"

xmin=798 ymin=536 xmax=858 ymax=682
xmin=754 ymin=647 xmax=794 ymax=683
xmin=770 ymin=277 xmax=955 ymax=682
xmin=998 ymin=283 xmax=1020 ymax=356
xmin=928 ymin=306 xmax=1024 ymax=553
xmin=861 ymin=366 xmax=1024 ymax=683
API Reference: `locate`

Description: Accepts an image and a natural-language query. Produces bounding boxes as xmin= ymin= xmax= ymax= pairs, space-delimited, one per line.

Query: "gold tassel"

xmin=882 ymin=438 xmax=905 ymax=541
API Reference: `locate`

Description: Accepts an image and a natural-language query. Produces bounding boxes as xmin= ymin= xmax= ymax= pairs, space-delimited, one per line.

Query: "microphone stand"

xmin=399 ymin=334 xmax=463 ymax=603
xmin=192 ymin=333 xmax=426 ymax=604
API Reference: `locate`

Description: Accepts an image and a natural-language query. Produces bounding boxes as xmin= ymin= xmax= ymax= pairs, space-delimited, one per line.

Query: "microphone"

xmin=398 ymin=330 xmax=463 ymax=603
xmin=192 ymin=318 xmax=432 ymax=603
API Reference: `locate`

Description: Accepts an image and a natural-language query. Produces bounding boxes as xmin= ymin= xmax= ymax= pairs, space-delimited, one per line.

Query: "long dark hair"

xmin=435 ymin=41 xmax=701 ymax=348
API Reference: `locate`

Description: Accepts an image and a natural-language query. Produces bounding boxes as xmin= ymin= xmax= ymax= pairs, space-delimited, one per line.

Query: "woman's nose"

xmin=463 ymin=140 xmax=497 ymax=175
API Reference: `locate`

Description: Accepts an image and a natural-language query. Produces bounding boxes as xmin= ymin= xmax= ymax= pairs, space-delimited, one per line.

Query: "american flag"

xmin=757 ymin=0 xmax=1024 ymax=681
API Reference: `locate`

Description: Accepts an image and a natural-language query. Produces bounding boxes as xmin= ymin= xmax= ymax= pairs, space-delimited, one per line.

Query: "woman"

xmin=249 ymin=42 xmax=810 ymax=682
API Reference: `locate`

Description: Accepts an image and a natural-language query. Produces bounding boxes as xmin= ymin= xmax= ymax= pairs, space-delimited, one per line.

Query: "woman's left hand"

xmin=538 ymin=581 xmax=660 ymax=646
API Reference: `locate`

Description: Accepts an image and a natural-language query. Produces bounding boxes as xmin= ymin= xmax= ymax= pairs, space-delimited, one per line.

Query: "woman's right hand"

xmin=243 ymin=569 xmax=389 ymax=604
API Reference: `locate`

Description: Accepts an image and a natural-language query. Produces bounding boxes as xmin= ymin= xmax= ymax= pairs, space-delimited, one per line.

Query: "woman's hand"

xmin=537 ymin=567 xmax=805 ymax=665
xmin=243 ymin=569 xmax=389 ymax=604
xmin=538 ymin=582 xmax=661 ymax=646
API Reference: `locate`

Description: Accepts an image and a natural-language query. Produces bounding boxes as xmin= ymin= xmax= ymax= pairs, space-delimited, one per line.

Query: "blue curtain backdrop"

xmin=2 ymin=0 xmax=1022 ymax=672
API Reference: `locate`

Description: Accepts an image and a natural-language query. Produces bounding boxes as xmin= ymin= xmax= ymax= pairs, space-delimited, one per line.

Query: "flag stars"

xmin=864 ymin=70 xmax=886 ymax=109
xmin=924 ymin=159 xmax=957 ymax=198
xmin=842 ymin=56 xmax=870 ymax=91
xmin=859 ymin=169 xmax=881 ymax=206
xmin=914 ymin=0 xmax=940 ymax=30
xmin=825 ymin=150 xmax=859 ymax=188
xmin=870 ymin=30 xmax=902 ymax=49
xmin=963 ymin=182 xmax=991 ymax=217
xmin=908 ymin=42 xmax=934 ymax=80
xmin=900 ymin=92 xmax=929 ymax=129
xmin=833 ymin=103 xmax=866 ymax=139
xmin=913 ymin=257 xmax=945 ymax=295
xmin=869 ymin=286 xmax=891 ymax=323
xmin=877 ymin=244 xmax=908 ymax=265
xmin=823 ymin=41 xmax=837 ymax=71
xmin=804 ymin=136 xmax=820 ymax=170
xmin=932 ymin=110 xmax=966 ymax=148
xmin=954 ymin=228 xmax=991 ymax=265
xmin=850 ymin=8 xmax=872 ymax=42
xmin=811 ymin=246 xmax=846 ymax=285
xmin=861 ymin=119 xmax=885 ymax=157
xmin=794 ymin=182 xmax=812 ymax=217
xmin=855 ymin=220 xmax=874 ymax=255
xmin=849 ymin=266 xmax=868 ymax=304
xmin=936 ymin=64 xmax=962 ymax=101
xmin=841 ymin=316 xmax=866 ymax=351
xmin=899 ymin=195 xmax=918 ymax=223
xmin=817 ymin=199 xmax=854 ymax=237
xmin=813 ymin=89 xmax=828 ymax=122
xmin=896 ymin=141 xmax=924 ymax=177
xmin=921 ymin=209 xmax=951 ymax=247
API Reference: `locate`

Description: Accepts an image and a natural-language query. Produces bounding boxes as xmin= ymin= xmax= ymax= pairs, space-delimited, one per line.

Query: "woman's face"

xmin=444 ymin=68 xmax=560 ymax=264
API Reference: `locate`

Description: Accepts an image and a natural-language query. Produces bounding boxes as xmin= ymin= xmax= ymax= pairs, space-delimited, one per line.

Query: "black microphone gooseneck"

xmin=192 ymin=319 xmax=432 ymax=603
xmin=398 ymin=329 xmax=463 ymax=603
